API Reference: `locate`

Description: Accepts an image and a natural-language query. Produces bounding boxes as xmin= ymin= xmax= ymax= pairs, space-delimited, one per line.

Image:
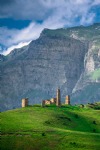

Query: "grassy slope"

xmin=1 ymin=105 xmax=100 ymax=150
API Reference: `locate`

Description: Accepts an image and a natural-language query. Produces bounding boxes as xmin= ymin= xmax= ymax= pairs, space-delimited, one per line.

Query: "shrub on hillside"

xmin=33 ymin=104 xmax=41 ymax=107
xmin=87 ymin=102 xmax=100 ymax=110
xmin=93 ymin=120 xmax=97 ymax=125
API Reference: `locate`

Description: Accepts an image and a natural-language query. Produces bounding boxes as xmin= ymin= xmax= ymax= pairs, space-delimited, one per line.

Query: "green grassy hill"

xmin=1 ymin=105 xmax=100 ymax=150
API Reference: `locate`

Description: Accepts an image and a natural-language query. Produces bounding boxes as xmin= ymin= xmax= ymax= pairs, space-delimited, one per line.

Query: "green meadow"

xmin=1 ymin=104 xmax=100 ymax=150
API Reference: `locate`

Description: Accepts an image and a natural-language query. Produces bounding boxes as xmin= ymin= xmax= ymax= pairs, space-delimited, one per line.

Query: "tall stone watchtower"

xmin=22 ymin=98 xmax=28 ymax=107
xmin=56 ymin=89 xmax=61 ymax=106
xmin=65 ymin=95 xmax=70 ymax=105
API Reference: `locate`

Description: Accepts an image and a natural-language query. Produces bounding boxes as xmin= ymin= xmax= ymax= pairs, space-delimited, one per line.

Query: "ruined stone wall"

xmin=50 ymin=98 xmax=57 ymax=104
xmin=44 ymin=100 xmax=51 ymax=105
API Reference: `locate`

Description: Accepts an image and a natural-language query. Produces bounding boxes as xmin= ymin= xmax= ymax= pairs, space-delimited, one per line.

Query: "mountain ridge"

xmin=0 ymin=23 xmax=100 ymax=111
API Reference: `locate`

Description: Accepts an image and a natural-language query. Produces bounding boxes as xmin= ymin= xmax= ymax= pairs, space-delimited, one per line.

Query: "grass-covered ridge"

xmin=1 ymin=105 xmax=100 ymax=150
xmin=42 ymin=23 xmax=100 ymax=41
xmin=91 ymin=69 xmax=100 ymax=81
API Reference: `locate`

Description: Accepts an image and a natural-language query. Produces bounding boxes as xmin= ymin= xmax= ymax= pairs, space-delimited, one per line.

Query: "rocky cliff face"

xmin=70 ymin=24 xmax=100 ymax=104
xmin=0 ymin=23 xmax=100 ymax=111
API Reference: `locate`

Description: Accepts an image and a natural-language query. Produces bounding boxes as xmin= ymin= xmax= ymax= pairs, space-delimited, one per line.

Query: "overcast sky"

xmin=0 ymin=0 xmax=100 ymax=55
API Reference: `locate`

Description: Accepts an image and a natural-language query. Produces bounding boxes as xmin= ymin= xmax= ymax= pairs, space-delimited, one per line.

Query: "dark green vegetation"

xmin=42 ymin=23 xmax=100 ymax=41
xmin=1 ymin=104 xmax=100 ymax=150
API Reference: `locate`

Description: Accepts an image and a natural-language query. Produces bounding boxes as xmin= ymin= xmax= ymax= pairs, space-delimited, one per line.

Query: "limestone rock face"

xmin=0 ymin=23 xmax=100 ymax=111
xmin=85 ymin=57 xmax=95 ymax=73
xmin=71 ymin=24 xmax=100 ymax=104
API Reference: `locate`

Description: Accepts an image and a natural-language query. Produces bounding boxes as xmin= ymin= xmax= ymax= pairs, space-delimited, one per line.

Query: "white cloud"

xmin=2 ymin=41 xmax=31 ymax=56
xmin=0 ymin=18 xmax=67 ymax=55
xmin=0 ymin=27 xmax=19 ymax=47
xmin=92 ymin=0 xmax=100 ymax=5
xmin=0 ymin=0 xmax=100 ymax=55
xmin=80 ymin=13 xmax=95 ymax=25
xmin=0 ymin=0 xmax=99 ymax=20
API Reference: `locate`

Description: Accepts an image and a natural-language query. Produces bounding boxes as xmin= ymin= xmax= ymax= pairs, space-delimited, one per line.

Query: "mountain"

xmin=0 ymin=54 xmax=6 ymax=62
xmin=0 ymin=23 xmax=100 ymax=111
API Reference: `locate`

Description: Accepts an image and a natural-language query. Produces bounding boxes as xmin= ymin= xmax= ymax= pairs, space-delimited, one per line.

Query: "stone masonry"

xmin=22 ymin=98 xmax=28 ymax=107
xmin=56 ymin=89 xmax=61 ymax=106
xmin=65 ymin=95 xmax=70 ymax=105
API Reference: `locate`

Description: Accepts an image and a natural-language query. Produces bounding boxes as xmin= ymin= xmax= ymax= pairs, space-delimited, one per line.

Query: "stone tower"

xmin=22 ymin=98 xmax=28 ymax=107
xmin=56 ymin=89 xmax=61 ymax=106
xmin=41 ymin=100 xmax=45 ymax=107
xmin=65 ymin=95 xmax=70 ymax=105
